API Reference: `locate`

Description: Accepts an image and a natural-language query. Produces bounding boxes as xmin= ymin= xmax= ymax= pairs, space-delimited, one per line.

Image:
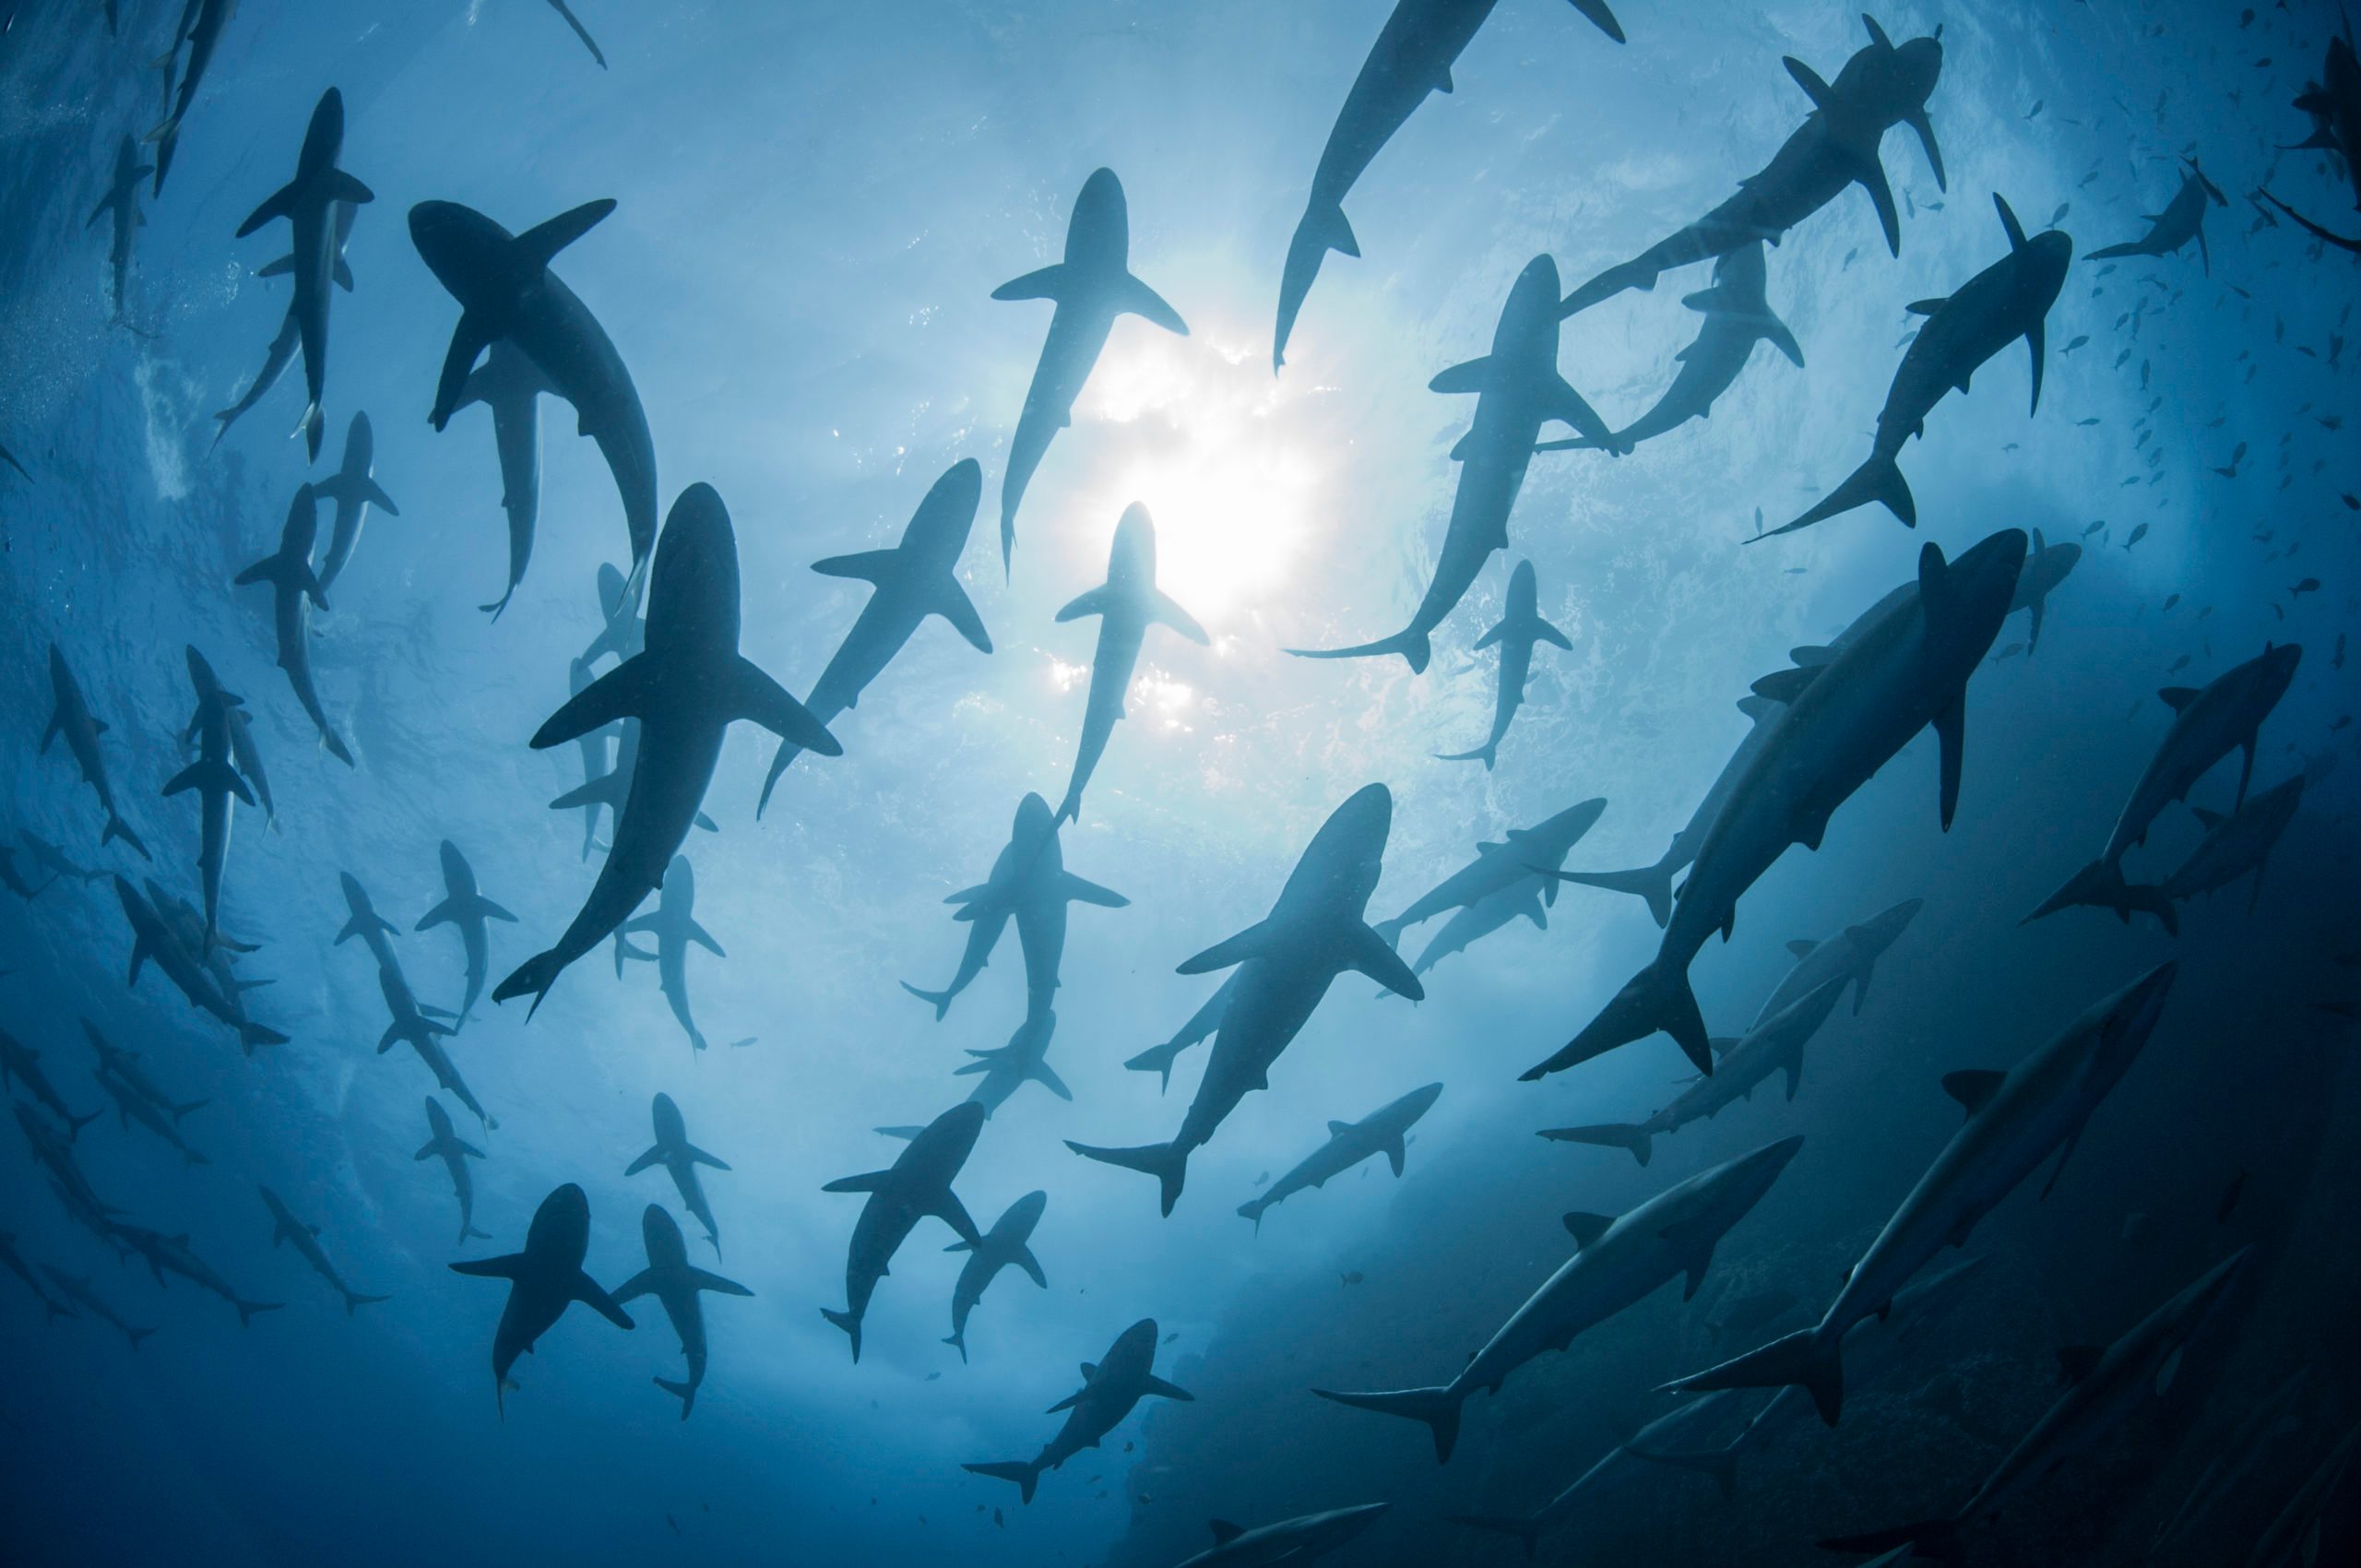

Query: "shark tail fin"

xmin=656 ymin=1374 xmax=696 ymax=1419
xmin=1237 ymin=1194 xmax=1269 ymax=1229
xmin=343 ymin=1289 xmax=391 ymax=1316
xmin=1065 ymin=1139 xmax=1188 ymax=1217
xmin=1522 ymin=957 xmax=1711 ymax=1081
xmin=101 ymin=814 xmax=149 ymax=861
xmin=2024 ymin=860 xmax=2177 ymax=933
xmin=238 ymin=1022 xmax=289 ymax=1053
xmin=1443 ymin=1515 xmax=1543 ymax=1558
xmin=962 ymin=1460 xmax=1041 ymax=1506
xmin=1623 ymin=1441 xmax=1738 ymax=1502
xmin=1122 ymin=1038 xmax=1189 ymax=1094
xmin=235 ymin=1299 xmax=285 ymax=1329
xmin=1768 ymin=455 xmax=1915 ymax=538
xmin=125 ymin=1323 xmax=157 ymax=1350
xmin=65 ymin=1108 xmax=102 ymax=1141
xmin=820 ymin=1306 xmax=863 ymax=1362
xmin=460 ymin=1221 xmax=492 ymax=1243
xmin=1819 ymin=1519 xmax=1963 ymax=1560
xmin=899 ymin=980 xmax=955 ymax=1022
xmin=1537 ymin=1123 xmax=1654 ymax=1166
xmin=1287 ymin=627 xmax=1430 ymax=674
xmin=2082 ymin=239 xmax=2148 ymax=261
xmin=943 ymin=1331 xmax=967 ymax=1363
xmin=1433 ymin=741 xmax=1498 ymax=770
xmin=1546 ymin=861 xmax=1674 ymax=928
xmin=1667 ymin=1328 xmax=1845 ymax=1425
xmin=1273 ymin=198 xmax=1360 ymax=371
xmin=492 ymin=949 xmax=567 ymax=1018
xmin=1311 ymin=1384 xmax=1464 ymax=1464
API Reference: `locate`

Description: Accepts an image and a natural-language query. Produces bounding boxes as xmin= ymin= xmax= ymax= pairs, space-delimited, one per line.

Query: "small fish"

xmin=1339 ymin=1270 xmax=1364 ymax=1287
xmin=2025 ymin=99 xmax=2045 ymax=120
xmin=2292 ymin=578 xmax=2320 ymax=599
xmin=2061 ymin=335 xmax=2090 ymax=355
xmin=2168 ymin=653 xmax=2191 ymax=673
xmin=2123 ymin=523 xmax=2150 ymax=549
xmin=2048 ymin=202 xmax=2070 ymax=226
xmin=2163 ymin=595 xmax=2179 ymax=612
xmin=1163 ymin=1331 xmax=1179 ymax=1344
xmin=2082 ymin=519 xmax=2107 ymax=538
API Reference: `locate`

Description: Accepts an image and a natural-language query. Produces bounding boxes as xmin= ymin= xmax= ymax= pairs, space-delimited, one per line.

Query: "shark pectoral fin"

xmin=530 ymin=657 xmax=654 ymax=749
xmin=1543 ymin=374 xmax=1616 ymax=448
xmin=1177 ymin=920 xmax=1275 ymax=975
xmin=574 ymin=1271 xmax=635 ymax=1329
xmin=1473 ymin=618 xmax=1508 ymax=651
xmin=1036 ymin=1062 xmax=1074 ymax=1101
xmin=233 ymin=180 xmax=297 ymax=239
xmin=1015 ymin=1245 xmax=1048 ymax=1289
xmin=1854 ymin=154 xmax=1902 ymax=255
xmin=1055 ymin=585 xmax=1112 ymax=624
xmin=333 ymin=256 xmax=354 ymax=291
xmin=1144 ymin=1374 xmax=1194 ymax=1402
xmin=516 ymin=198 xmax=617 ymax=272
xmin=1931 ymin=696 xmax=1966 ymax=829
xmin=686 ymin=920 xmax=725 ymax=957
xmin=430 ymin=311 xmax=494 ymax=431
xmin=2038 ymin=1123 xmax=2086 ymax=1201
xmin=1045 ymin=1390 xmax=1083 ymax=1415
xmin=930 ymin=578 xmax=992 ymax=653
xmin=721 ymin=657 xmax=843 ymax=757
xmin=1428 ymin=356 xmax=1492 ymax=395
xmin=689 ymin=1267 xmax=753 ymax=1298
xmin=624 ymin=1146 xmax=664 ymax=1176
xmin=686 ymin=1145 xmax=731 ymax=1171
xmin=1383 ymin=1137 xmax=1406 ymax=1178
xmin=933 ymin=1192 xmax=982 ymax=1248
xmin=811 ymin=549 xmax=901 ymax=586
xmin=1905 ymin=110 xmax=1946 ymax=191
xmin=1782 ymin=55 xmax=1834 ymax=112
xmin=448 ymin=1253 xmax=527 ymax=1280
xmin=1061 ymin=873 xmax=1128 ymax=909
xmin=2025 ymin=317 xmax=2047 ymax=416
xmin=325 ymin=171 xmax=374 ymax=207
xmin=1114 ymin=272 xmax=1188 ymax=335
xmin=991 ymin=263 xmax=1070 ymax=303
xmin=1535 ymin=616 xmax=1573 ymax=651
xmin=612 ymin=1269 xmax=654 ymax=1305
xmin=1763 ymin=314 xmax=1805 ymax=368
xmin=1151 ymin=590 xmax=1210 ymax=645
xmin=822 ymin=1170 xmax=893 ymax=1194
xmin=1344 ymin=921 xmax=1423 ymax=1001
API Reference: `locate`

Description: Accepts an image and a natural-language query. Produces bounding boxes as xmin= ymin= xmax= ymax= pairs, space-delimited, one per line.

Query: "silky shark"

xmin=1448 ymin=1393 xmax=1742 ymax=1554
xmin=18 ymin=830 xmax=106 ymax=886
xmin=0 ymin=846 xmax=51 ymax=900
xmin=451 ymin=340 xmax=554 ymax=617
xmin=1530 ymin=534 xmax=2023 ymax=1081
xmin=1314 ymin=1136 xmax=1801 ymax=1462
xmin=615 ymin=855 xmax=721 ymax=1051
xmin=87 ymin=134 xmax=152 ymax=323
xmin=1239 ymin=1081 xmax=1442 ymax=1229
xmin=1821 ymin=1249 xmax=2250 ymax=1558
xmin=2148 ymin=774 xmax=2305 ymax=918
xmin=1069 ymin=784 xmax=1420 ymax=1215
xmin=181 ymin=647 xmax=273 ymax=829
xmin=758 ymin=459 xmax=991 ymax=814
xmin=2027 ymin=644 xmax=2300 ymax=928
xmin=2087 ymin=158 xmax=2228 ymax=272
xmin=1558 ymin=16 xmax=1945 ymax=316
xmin=1399 ymin=880 xmax=1548 ymax=984
xmin=2007 ymin=528 xmax=2082 ymax=654
xmin=411 ymin=197 xmax=658 ymax=604
xmin=81 ymin=1019 xmax=207 ymax=1129
xmin=1273 ymin=0 xmax=1623 ymax=370
xmin=1667 ymin=964 xmax=2176 ymax=1426
xmin=1054 ymin=504 xmax=1207 ymax=823
xmin=0 ymin=1028 xmax=97 ymax=1136
xmin=546 ymin=0 xmax=606 ymax=67
xmin=993 ymin=168 xmax=1187 ymax=574
xmin=91 ymin=1065 xmax=209 ymax=1167
xmin=312 ymin=412 xmax=399 ymax=592
xmin=1770 ymin=196 xmax=2068 ymax=537
xmin=1436 ymin=559 xmax=1569 ymax=770
xmin=625 ymin=1092 xmax=729 ymax=1257
xmin=233 ymin=485 xmax=354 ymax=765
xmin=1 ymin=1231 xmax=72 ymax=1322
xmin=1290 ymin=255 xmax=1615 ymax=673
xmin=615 ymin=1204 xmax=751 ymax=1420
xmin=964 ymin=1317 xmax=1192 ymax=1503
xmin=451 ymin=1182 xmax=634 ymax=1415
xmin=14 ymin=1102 xmax=114 ymax=1230
xmin=147 ymin=0 xmax=235 ymax=196
xmin=214 ymin=202 xmax=355 ymax=447
xmin=1541 ymin=977 xmax=1846 ymax=1166
xmin=376 ymin=962 xmax=492 ymax=1128
xmin=2257 ymin=21 xmax=2361 ymax=253
xmin=1544 ymin=242 xmax=1802 ymax=453
xmin=417 ymin=839 xmax=516 ymax=1026
xmin=234 ymin=88 xmax=374 ymax=459
xmin=958 ymin=1007 xmax=1072 ymax=1115
xmin=163 ymin=647 xmax=253 ymax=945
xmin=114 ymin=1223 xmax=281 ymax=1328
xmin=556 ymin=657 xmax=615 ymax=857
xmin=1123 ymin=968 xmax=1240 ymax=1093
xmin=943 ymin=1189 xmax=1048 ymax=1362
xmin=1171 ymin=1504 xmax=1391 ymax=1568
xmin=1751 ymin=896 xmax=1922 ymax=1028
xmin=821 ymin=1100 xmax=984 ymax=1361
xmin=335 ymin=869 xmax=409 ymax=980
xmin=258 ymin=1185 xmax=387 ymax=1314
xmin=116 ymin=876 xmax=287 ymax=1052
xmin=494 ymin=484 xmax=840 ymax=1014
xmin=904 ymin=793 xmax=1126 ymax=1022
xmin=42 ymin=1265 xmax=155 ymax=1348
xmin=43 ymin=644 xmax=148 ymax=859
xmin=415 ymin=1096 xmax=490 ymax=1243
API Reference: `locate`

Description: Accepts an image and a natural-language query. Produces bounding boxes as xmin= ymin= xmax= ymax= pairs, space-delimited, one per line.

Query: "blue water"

xmin=2 ymin=2 xmax=2355 ymax=1564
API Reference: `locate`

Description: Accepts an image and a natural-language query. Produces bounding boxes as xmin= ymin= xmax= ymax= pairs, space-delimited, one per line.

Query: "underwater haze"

xmin=2 ymin=1 xmax=2358 ymax=1564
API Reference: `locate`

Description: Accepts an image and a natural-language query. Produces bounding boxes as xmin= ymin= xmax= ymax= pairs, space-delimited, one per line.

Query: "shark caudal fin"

xmin=1818 ymin=1519 xmax=1962 ymax=1560
xmin=1544 ymin=861 xmax=1675 ymax=928
xmin=65 ymin=1108 xmax=102 ymax=1141
xmin=1237 ymin=1194 xmax=1272 ymax=1230
xmin=821 ymin=1306 xmax=863 ymax=1362
xmin=1522 ymin=957 xmax=1712 ymax=1081
xmin=1443 ymin=1515 xmax=1544 ymax=1558
xmin=2082 ymin=239 xmax=2154 ymax=262
xmin=1434 ymin=741 xmax=1498 ymax=771
xmin=1311 ymin=1384 xmax=1464 ymax=1464
xmin=962 ymin=1460 xmax=1041 ymax=1505
xmin=493 ymin=948 xmax=568 ymax=1018
xmin=656 ymin=1374 xmax=696 ymax=1420
xmin=1274 ymin=199 xmax=1358 ymax=372
xmin=899 ymin=980 xmax=956 ymax=1022
xmin=124 ymin=1322 xmax=158 ymax=1351
xmin=1621 ymin=1441 xmax=1738 ymax=1503
xmin=2023 ymin=860 xmax=2177 ymax=934
xmin=943 ymin=1330 xmax=967 ymax=1363
xmin=101 ymin=814 xmax=150 ymax=861
xmin=1286 ymin=626 xmax=1431 ymax=675
xmin=1666 ymin=1327 xmax=1845 ymax=1426
xmin=1762 ymin=455 xmax=1916 ymax=539
xmin=234 ymin=1299 xmax=285 ymax=1329
xmin=238 ymin=1021 xmax=289 ymax=1053
xmin=1537 ymin=1123 xmax=1655 ymax=1167
xmin=460 ymin=1220 xmax=492 ymax=1243
xmin=1123 ymin=1037 xmax=1191 ymax=1093
xmin=1066 ymin=1139 xmax=1188 ymax=1217
xmin=342 ymin=1289 xmax=391 ymax=1316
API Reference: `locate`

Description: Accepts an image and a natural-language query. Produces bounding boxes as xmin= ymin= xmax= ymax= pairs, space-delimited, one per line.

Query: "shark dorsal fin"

xmin=1995 ymin=193 xmax=2028 ymax=249
xmin=1861 ymin=13 xmax=1893 ymax=50
xmin=1208 ymin=1521 xmax=1245 ymax=1546
xmin=1941 ymin=1069 xmax=2006 ymax=1118
xmin=1787 ymin=938 xmax=1819 ymax=958
xmin=2057 ymin=1344 xmax=2103 ymax=1385
xmin=1328 ymin=1120 xmax=1353 ymax=1136
xmin=2159 ymin=686 xmax=2199 ymax=713
xmin=1562 ymin=1211 xmax=1613 ymax=1248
